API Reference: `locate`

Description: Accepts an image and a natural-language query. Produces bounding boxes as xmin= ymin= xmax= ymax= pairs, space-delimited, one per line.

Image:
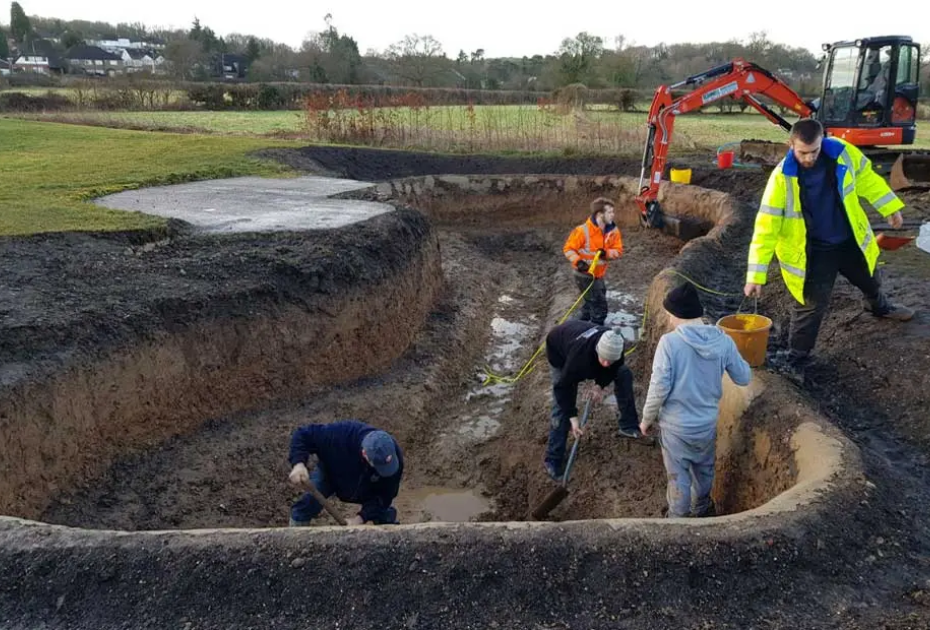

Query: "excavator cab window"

xmin=892 ymin=44 xmax=920 ymax=124
xmin=854 ymin=45 xmax=892 ymax=125
xmin=821 ymin=45 xmax=858 ymax=124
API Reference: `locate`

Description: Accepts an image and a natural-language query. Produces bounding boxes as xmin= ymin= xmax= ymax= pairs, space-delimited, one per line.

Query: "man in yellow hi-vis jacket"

xmin=744 ymin=118 xmax=914 ymax=380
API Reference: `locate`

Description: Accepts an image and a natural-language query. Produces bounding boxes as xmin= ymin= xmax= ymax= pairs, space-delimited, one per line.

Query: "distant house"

xmin=216 ymin=53 xmax=250 ymax=80
xmin=12 ymin=40 xmax=65 ymax=74
xmin=126 ymin=48 xmax=165 ymax=74
xmin=63 ymin=45 xmax=122 ymax=76
xmin=89 ymin=38 xmax=162 ymax=52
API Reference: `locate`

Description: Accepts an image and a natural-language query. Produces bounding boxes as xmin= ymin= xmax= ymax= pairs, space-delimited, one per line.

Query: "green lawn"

xmin=0 ymin=118 xmax=301 ymax=236
xmin=20 ymin=107 xmax=930 ymax=155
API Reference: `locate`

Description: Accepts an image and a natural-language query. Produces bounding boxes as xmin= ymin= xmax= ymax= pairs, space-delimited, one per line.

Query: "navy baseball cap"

xmin=361 ymin=430 xmax=399 ymax=477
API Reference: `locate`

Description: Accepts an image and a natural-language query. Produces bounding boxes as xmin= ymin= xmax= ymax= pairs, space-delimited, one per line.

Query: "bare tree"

xmin=385 ymin=34 xmax=448 ymax=87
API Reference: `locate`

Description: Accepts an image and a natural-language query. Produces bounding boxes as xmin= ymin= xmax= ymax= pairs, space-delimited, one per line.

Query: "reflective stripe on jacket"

xmin=563 ymin=216 xmax=623 ymax=278
xmin=746 ymin=137 xmax=903 ymax=304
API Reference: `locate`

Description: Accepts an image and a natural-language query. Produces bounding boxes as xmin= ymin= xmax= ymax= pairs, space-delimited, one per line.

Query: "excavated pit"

xmin=0 ymin=176 xmax=850 ymax=530
xmin=0 ymin=159 xmax=866 ymax=629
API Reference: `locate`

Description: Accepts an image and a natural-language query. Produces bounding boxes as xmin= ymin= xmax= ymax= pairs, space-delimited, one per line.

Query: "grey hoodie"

xmin=641 ymin=323 xmax=752 ymax=440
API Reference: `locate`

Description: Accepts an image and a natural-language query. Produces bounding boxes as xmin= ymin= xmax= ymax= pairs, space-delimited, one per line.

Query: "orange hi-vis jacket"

xmin=563 ymin=217 xmax=623 ymax=279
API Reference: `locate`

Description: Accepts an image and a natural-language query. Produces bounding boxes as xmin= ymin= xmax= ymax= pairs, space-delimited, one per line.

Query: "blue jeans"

xmin=290 ymin=467 xmax=398 ymax=525
xmin=660 ymin=430 xmax=716 ymax=517
xmin=545 ymin=364 xmax=638 ymax=471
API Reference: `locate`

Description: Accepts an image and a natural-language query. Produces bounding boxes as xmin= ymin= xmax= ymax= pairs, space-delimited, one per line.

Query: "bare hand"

xmin=346 ymin=515 xmax=365 ymax=526
xmin=744 ymin=283 xmax=763 ymax=298
xmin=888 ymin=211 xmax=903 ymax=229
xmin=583 ymin=383 xmax=609 ymax=403
xmin=639 ymin=421 xmax=653 ymax=436
xmin=569 ymin=416 xmax=584 ymax=439
xmin=288 ymin=463 xmax=310 ymax=487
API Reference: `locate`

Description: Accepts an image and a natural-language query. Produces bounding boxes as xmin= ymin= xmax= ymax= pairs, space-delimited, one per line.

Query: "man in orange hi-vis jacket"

xmin=563 ymin=197 xmax=624 ymax=326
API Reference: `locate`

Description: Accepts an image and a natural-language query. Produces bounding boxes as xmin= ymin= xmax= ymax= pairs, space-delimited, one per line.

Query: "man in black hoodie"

xmin=544 ymin=320 xmax=648 ymax=480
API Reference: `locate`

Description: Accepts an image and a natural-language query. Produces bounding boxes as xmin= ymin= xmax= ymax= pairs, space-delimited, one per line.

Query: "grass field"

xmin=18 ymin=106 xmax=930 ymax=155
xmin=4 ymin=103 xmax=928 ymax=236
xmin=0 ymin=118 xmax=301 ymax=236
xmin=7 ymin=108 xmax=807 ymax=152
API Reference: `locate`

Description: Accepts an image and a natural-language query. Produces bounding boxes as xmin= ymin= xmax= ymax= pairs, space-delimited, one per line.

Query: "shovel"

xmin=300 ymin=478 xmax=348 ymax=526
xmin=530 ymin=397 xmax=592 ymax=520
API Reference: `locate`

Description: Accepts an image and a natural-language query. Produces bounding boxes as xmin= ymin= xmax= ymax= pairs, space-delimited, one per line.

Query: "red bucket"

xmin=717 ymin=150 xmax=735 ymax=169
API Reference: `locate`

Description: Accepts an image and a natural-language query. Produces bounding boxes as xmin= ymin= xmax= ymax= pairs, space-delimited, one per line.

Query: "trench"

xmin=0 ymin=173 xmax=851 ymax=533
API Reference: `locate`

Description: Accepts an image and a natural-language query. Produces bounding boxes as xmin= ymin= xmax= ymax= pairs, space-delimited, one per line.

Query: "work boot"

xmin=868 ymin=302 xmax=915 ymax=321
xmin=691 ymin=500 xmax=717 ymax=518
xmin=767 ymin=350 xmax=806 ymax=386
xmin=617 ymin=427 xmax=656 ymax=446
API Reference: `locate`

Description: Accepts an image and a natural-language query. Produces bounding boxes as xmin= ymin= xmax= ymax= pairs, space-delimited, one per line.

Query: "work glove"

xmin=597 ymin=248 xmax=607 ymax=259
xmin=288 ymin=462 xmax=310 ymax=487
xmin=576 ymin=260 xmax=590 ymax=273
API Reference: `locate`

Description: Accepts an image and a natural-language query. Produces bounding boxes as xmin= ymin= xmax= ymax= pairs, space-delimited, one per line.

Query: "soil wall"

xmin=0 ymin=209 xmax=442 ymax=520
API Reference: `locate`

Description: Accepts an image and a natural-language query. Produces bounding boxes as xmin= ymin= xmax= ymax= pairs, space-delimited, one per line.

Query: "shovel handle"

xmin=302 ymin=481 xmax=348 ymax=526
xmin=561 ymin=398 xmax=592 ymax=486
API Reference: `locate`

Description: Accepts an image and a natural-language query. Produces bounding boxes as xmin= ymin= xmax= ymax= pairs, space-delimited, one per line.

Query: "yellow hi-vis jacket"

xmin=746 ymin=137 xmax=904 ymax=304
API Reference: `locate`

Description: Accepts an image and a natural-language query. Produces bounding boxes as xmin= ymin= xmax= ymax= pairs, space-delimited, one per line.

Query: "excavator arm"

xmin=635 ymin=59 xmax=814 ymax=227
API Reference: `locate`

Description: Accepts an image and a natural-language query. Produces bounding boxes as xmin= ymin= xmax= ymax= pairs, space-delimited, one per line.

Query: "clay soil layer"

xmin=1 ymin=146 xmax=930 ymax=629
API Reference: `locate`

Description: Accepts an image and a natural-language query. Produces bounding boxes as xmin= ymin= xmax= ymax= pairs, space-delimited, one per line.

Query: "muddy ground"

xmin=3 ymin=145 xmax=930 ymax=628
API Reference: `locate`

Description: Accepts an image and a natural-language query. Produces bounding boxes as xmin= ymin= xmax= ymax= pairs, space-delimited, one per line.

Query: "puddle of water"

xmin=605 ymin=290 xmax=643 ymax=344
xmin=405 ymin=486 xmax=492 ymax=522
xmin=456 ymin=413 xmax=501 ymax=440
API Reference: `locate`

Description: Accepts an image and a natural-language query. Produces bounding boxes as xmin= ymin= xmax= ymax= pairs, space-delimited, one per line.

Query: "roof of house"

xmin=15 ymin=39 xmax=65 ymax=67
xmin=64 ymin=45 xmax=122 ymax=62
xmin=126 ymin=49 xmax=152 ymax=60
xmin=220 ymin=53 xmax=250 ymax=65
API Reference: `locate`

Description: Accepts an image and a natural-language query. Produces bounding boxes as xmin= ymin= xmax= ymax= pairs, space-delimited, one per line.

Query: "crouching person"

xmin=640 ymin=283 xmax=751 ymax=518
xmin=544 ymin=319 xmax=649 ymax=481
xmin=287 ymin=420 xmax=403 ymax=526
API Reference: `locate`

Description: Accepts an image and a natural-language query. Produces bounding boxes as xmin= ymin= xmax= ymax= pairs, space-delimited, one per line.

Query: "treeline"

xmin=3 ymin=5 xmax=928 ymax=98
xmin=3 ymin=4 xmax=839 ymax=93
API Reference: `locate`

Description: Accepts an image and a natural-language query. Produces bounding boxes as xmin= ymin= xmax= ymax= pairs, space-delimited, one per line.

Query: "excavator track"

xmin=737 ymin=140 xmax=930 ymax=191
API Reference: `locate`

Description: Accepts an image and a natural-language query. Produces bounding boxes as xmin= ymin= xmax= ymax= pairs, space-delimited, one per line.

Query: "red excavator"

xmin=635 ymin=35 xmax=928 ymax=228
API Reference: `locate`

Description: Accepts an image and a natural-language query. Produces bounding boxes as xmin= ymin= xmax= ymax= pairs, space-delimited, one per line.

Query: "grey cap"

xmin=596 ymin=329 xmax=625 ymax=362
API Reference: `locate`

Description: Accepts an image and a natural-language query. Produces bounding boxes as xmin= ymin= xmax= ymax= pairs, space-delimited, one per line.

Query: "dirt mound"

xmin=254 ymin=145 xmax=643 ymax=182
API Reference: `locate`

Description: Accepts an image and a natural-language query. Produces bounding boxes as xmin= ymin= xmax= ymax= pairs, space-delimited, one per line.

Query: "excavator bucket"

xmin=889 ymin=153 xmax=930 ymax=191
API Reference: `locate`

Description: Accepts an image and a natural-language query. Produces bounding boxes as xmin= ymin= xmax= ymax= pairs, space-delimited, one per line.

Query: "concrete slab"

xmin=93 ymin=176 xmax=394 ymax=233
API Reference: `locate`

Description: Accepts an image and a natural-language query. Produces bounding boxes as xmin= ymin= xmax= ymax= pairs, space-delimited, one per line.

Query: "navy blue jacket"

xmin=288 ymin=420 xmax=403 ymax=523
xmin=546 ymin=320 xmax=622 ymax=418
xmin=797 ymin=149 xmax=853 ymax=247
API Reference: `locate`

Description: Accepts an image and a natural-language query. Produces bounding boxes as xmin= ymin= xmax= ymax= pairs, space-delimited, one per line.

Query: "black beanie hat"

xmin=664 ymin=282 xmax=704 ymax=319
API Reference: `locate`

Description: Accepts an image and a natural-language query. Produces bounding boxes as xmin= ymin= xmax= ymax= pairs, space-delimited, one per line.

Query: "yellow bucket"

xmin=716 ymin=313 xmax=772 ymax=368
xmin=669 ymin=168 xmax=692 ymax=184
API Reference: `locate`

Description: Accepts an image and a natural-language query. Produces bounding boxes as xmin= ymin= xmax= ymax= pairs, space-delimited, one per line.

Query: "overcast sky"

xmin=15 ymin=0 xmax=930 ymax=57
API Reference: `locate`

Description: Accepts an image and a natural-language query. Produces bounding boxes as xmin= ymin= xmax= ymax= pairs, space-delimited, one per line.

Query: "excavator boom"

xmin=635 ymin=59 xmax=812 ymax=227
xmin=636 ymin=41 xmax=928 ymax=229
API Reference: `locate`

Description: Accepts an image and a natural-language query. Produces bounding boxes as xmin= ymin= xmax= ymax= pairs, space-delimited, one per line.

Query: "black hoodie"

xmin=545 ymin=320 xmax=623 ymax=418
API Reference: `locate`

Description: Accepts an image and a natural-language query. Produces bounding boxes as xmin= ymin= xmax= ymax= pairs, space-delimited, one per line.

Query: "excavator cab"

xmin=816 ymin=36 xmax=920 ymax=146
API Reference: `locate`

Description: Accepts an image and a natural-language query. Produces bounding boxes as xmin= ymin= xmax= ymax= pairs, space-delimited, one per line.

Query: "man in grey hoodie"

xmin=639 ymin=282 xmax=752 ymax=518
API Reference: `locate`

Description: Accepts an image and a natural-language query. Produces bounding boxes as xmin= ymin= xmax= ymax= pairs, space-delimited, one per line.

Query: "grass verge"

xmin=0 ymin=118 xmax=300 ymax=236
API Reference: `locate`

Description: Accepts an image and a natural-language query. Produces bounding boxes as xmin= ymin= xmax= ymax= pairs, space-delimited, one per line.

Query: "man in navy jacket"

xmin=287 ymin=420 xmax=403 ymax=526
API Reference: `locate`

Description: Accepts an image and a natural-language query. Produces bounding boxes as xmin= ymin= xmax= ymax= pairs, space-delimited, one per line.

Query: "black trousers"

xmin=545 ymin=364 xmax=639 ymax=468
xmin=574 ymin=272 xmax=608 ymax=326
xmin=788 ymin=238 xmax=888 ymax=360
